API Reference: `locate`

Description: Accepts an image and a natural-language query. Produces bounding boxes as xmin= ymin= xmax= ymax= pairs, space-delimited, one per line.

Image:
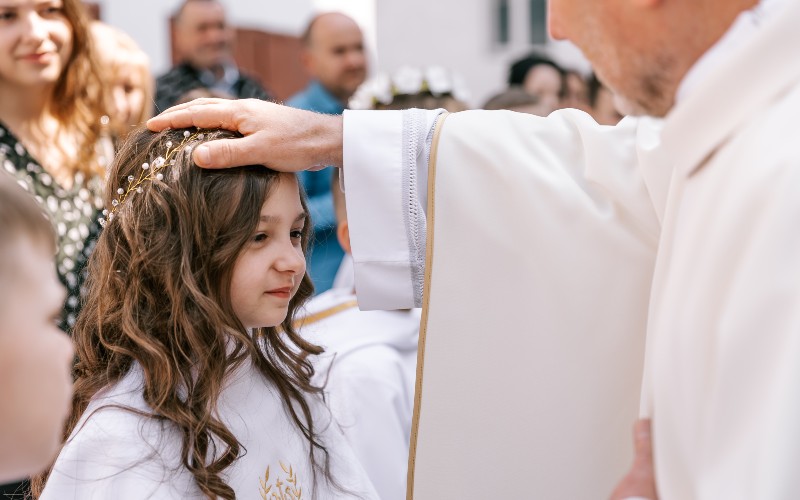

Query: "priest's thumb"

xmin=608 ymin=419 xmax=659 ymax=500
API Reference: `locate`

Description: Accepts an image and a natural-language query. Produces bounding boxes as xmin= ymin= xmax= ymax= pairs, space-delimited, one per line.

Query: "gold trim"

xmin=406 ymin=112 xmax=450 ymax=500
xmin=293 ymin=300 xmax=359 ymax=329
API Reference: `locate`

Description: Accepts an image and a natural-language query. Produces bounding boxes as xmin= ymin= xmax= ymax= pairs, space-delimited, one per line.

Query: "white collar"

xmin=676 ymin=0 xmax=788 ymax=103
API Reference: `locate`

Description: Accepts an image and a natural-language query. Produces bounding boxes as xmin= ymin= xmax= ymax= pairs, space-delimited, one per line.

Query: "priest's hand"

xmin=609 ymin=419 xmax=659 ymax=500
xmin=147 ymin=98 xmax=344 ymax=171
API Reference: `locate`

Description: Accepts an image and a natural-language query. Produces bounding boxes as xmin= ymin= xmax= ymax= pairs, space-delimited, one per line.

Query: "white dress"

xmin=299 ymin=287 xmax=420 ymax=500
xmin=41 ymin=359 xmax=379 ymax=499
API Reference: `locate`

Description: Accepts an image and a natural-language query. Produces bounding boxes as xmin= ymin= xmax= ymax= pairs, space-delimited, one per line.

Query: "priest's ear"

xmin=331 ymin=167 xmax=351 ymax=254
xmin=336 ymin=219 xmax=351 ymax=255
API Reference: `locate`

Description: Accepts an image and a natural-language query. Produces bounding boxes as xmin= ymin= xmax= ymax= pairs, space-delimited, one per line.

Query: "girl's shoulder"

xmin=42 ymin=367 xmax=200 ymax=499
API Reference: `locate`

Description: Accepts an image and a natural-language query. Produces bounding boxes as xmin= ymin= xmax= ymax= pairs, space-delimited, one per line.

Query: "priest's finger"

xmin=147 ymin=98 xmax=249 ymax=132
xmin=608 ymin=419 xmax=658 ymax=500
xmin=192 ymin=134 xmax=271 ymax=170
xmin=633 ymin=419 xmax=654 ymax=466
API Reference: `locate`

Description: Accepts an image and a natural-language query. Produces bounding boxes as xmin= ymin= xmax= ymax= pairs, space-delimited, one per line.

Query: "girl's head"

xmin=99 ymin=127 xmax=312 ymax=332
xmin=35 ymin=128 xmax=325 ymax=499
xmin=0 ymin=175 xmax=73 ymax=482
xmin=0 ymin=0 xmax=106 ymax=175
xmin=91 ymin=21 xmax=153 ymax=138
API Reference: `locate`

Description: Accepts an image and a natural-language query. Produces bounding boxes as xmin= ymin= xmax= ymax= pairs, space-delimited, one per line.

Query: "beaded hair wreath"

xmin=98 ymin=129 xmax=205 ymax=227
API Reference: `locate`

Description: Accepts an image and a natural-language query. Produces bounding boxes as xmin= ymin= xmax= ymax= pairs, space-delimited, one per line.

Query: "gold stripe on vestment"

xmin=406 ymin=112 xmax=450 ymax=500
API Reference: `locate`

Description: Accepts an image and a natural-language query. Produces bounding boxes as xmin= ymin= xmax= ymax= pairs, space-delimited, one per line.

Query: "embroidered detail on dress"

xmin=259 ymin=462 xmax=302 ymax=500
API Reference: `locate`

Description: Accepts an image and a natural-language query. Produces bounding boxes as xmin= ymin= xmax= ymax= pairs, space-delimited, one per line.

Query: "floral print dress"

xmin=0 ymin=123 xmax=104 ymax=331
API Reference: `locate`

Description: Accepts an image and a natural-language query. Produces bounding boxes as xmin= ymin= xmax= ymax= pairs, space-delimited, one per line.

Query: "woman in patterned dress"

xmin=0 ymin=0 xmax=107 ymax=331
xmin=0 ymin=1 xmax=107 ymax=496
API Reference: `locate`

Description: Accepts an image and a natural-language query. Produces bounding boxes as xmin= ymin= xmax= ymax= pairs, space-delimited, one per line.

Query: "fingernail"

xmin=195 ymin=145 xmax=211 ymax=166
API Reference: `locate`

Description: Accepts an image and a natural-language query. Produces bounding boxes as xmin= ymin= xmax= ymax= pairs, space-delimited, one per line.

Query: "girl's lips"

xmin=265 ymin=287 xmax=292 ymax=299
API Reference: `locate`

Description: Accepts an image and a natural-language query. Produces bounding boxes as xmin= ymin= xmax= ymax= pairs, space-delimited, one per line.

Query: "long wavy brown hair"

xmin=32 ymin=128 xmax=335 ymax=499
xmin=50 ymin=0 xmax=108 ymax=176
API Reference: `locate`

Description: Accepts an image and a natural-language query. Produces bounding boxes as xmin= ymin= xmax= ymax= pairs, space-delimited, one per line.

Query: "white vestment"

xmin=40 ymin=360 xmax=378 ymax=499
xmin=341 ymin=0 xmax=800 ymax=498
xmin=298 ymin=287 xmax=420 ymax=500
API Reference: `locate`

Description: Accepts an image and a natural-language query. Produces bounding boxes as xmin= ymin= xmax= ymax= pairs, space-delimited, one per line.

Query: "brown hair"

xmin=375 ymin=91 xmax=468 ymax=112
xmin=0 ymin=175 xmax=56 ymax=282
xmin=32 ymin=128 xmax=335 ymax=499
xmin=50 ymin=0 xmax=108 ymax=176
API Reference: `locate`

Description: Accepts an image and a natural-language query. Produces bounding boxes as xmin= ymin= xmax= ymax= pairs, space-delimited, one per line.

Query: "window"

xmin=495 ymin=0 xmax=510 ymax=45
xmin=529 ymin=0 xmax=547 ymax=44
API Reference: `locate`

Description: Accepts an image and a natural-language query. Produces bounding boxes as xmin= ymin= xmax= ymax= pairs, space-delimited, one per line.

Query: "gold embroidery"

xmin=259 ymin=462 xmax=303 ymax=500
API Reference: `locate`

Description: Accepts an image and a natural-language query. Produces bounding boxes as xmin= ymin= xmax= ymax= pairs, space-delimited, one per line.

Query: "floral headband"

xmin=348 ymin=66 xmax=471 ymax=110
xmin=98 ymin=129 xmax=204 ymax=227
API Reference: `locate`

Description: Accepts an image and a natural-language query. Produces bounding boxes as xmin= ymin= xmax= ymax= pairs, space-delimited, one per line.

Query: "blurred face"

xmin=111 ymin=65 xmax=146 ymax=130
xmin=175 ymin=0 xmax=232 ymax=70
xmin=305 ymin=13 xmax=367 ymax=102
xmin=0 ymin=237 xmax=73 ymax=482
xmin=548 ymin=0 xmax=675 ymax=116
xmin=230 ymin=175 xmax=307 ymax=329
xmin=593 ymin=85 xmax=624 ymax=125
xmin=0 ymin=0 xmax=72 ymax=88
xmin=523 ymin=65 xmax=562 ymax=115
xmin=563 ymin=72 xmax=589 ymax=111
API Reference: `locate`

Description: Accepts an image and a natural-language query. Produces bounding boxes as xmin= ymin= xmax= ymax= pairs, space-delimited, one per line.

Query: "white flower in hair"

xmin=348 ymin=66 xmax=470 ymax=109
xmin=372 ymin=74 xmax=393 ymax=105
xmin=425 ymin=66 xmax=450 ymax=96
xmin=392 ymin=66 xmax=424 ymax=95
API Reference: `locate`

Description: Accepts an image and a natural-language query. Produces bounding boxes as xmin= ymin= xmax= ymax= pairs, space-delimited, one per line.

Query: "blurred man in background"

xmin=155 ymin=0 xmax=271 ymax=112
xmin=287 ymin=12 xmax=367 ymax=294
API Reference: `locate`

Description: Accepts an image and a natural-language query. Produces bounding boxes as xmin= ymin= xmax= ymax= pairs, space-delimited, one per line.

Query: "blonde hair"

xmin=91 ymin=22 xmax=154 ymax=138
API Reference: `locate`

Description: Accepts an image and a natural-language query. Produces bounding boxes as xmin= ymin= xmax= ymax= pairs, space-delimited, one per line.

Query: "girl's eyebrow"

xmin=259 ymin=212 xmax=308 ymax=224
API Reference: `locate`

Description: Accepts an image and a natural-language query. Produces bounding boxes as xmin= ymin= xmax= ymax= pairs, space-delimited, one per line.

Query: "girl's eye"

xmin=290 ymin=230 xmax=303 ymax=240
xmin=0 ymin=11 xmax=17 ymax=21
xmin=253 ymin=233 xmax=268 ymax=243
xmin=41 ymin=6 xmax=63 ymax=17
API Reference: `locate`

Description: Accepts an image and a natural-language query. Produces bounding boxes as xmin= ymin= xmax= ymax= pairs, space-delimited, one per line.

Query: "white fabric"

xmin=643 ymin=1 xmax=800 ymax=498
xmin=343 ymin=109 xmax=442 ymax=310
xmin=340 ymin=1 xmax=800 ymax=498
xmin=40 ymin=359 xmax=378 ymax=499
xmin=299 ymin=288 xmax=420 ymax=500
xmin=416 ymin=109 xmax=664 ymax=499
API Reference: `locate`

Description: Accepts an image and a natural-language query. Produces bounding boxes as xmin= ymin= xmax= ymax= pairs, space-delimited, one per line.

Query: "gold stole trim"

xmin=293 ymin=300 xmax=359 ymax=329
xmin=406 ymin=112 xmax=450 ymax=500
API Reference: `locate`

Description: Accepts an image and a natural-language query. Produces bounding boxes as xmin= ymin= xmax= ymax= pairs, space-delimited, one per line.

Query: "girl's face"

xmin=230 ymin=174 xmax=307 ymax=329
xmin=0 ymin=0 xmax=72 ymax=88
xmin=111 ymin=66 xmax=146 ymax=129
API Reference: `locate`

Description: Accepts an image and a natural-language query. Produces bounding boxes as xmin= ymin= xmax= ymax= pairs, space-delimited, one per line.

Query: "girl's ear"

xmin=336 ymin=220 xmax=351 ymax=255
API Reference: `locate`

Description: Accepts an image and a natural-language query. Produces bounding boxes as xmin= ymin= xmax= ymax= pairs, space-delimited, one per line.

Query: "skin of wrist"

xmin=312 ymin=114 xmax=344 ymax=168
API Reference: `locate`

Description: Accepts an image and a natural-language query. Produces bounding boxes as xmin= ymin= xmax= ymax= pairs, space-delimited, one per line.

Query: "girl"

xmin=34 ymin=128 xmax=377 ymax=499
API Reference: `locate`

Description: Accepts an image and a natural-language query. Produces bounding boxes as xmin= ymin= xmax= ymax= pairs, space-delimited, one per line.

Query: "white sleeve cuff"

xmin=342 ymin=109 xmax=441 ymax=310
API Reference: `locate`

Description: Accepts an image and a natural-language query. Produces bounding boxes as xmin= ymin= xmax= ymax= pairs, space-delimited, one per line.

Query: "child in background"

xmin=0 ymin=175 xmax=74 ymax=483
xmin=35 ymin=128 xmax=377 ymax=499
xmin=297 ymin=167 xmax=420 ymax=500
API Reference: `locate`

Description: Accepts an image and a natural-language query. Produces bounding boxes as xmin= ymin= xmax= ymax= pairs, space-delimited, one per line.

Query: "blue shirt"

xmin=287 ymin=81 xmax=346 ymax=294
